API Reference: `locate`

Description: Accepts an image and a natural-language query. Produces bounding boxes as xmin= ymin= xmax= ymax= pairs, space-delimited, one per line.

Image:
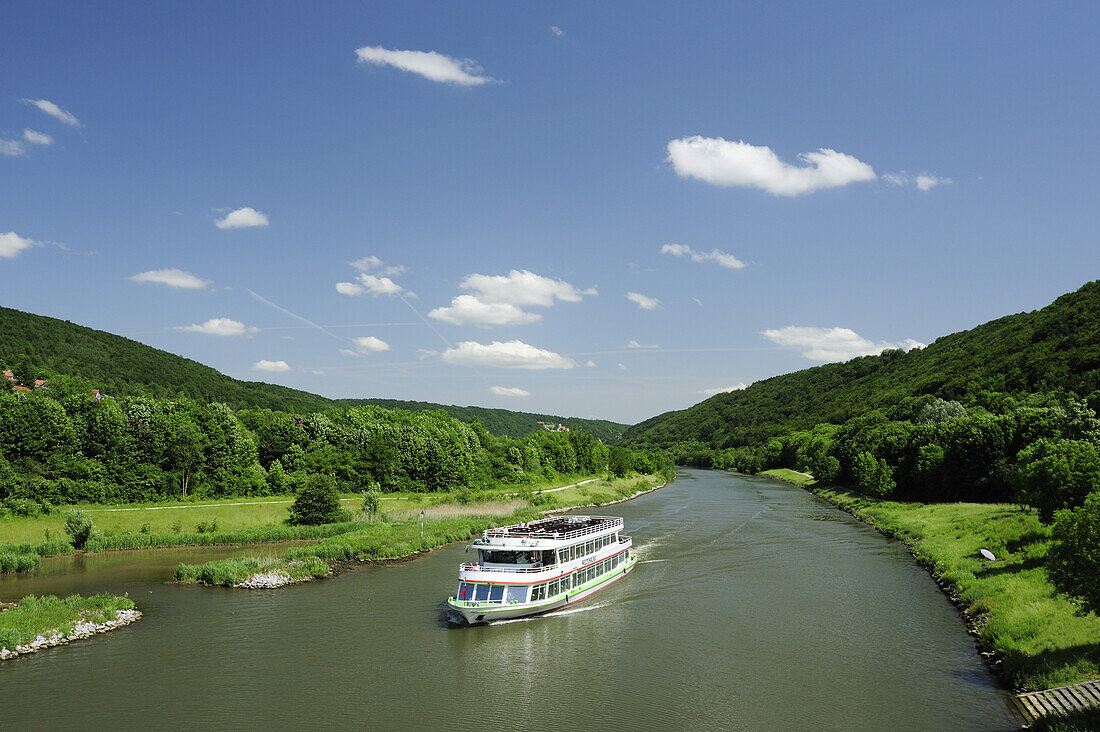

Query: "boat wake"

xmin=489 ymin=603 xmax=610 ymax=625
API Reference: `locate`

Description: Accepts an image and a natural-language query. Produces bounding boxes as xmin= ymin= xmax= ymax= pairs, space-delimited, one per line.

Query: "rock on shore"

xmin=0 ymin=608 xmax=142 ymax=661
xmin=235 ymin=570 xmax=311 ymax=589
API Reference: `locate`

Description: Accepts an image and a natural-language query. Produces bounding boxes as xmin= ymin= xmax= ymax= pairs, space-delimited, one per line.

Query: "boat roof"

xmin=478 ymin=515 xmax=622 ymax=544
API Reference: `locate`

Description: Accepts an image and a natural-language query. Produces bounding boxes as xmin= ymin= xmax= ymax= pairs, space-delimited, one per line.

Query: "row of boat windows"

xmin=457 ymin=552 xmax=626 ymax=604
xmin=559 ymin=533 xmax=617 ymax=564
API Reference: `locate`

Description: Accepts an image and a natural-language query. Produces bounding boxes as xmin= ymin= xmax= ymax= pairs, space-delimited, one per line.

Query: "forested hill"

xmin=334 ymin=398 xmax=626 ymax=442
xmin=625 ymin=280 xmax=1100 ymax=450
xmin=0 ymin=306 xmax=331 ymax=413
xmin=0 ymin=305 xmax=626 ymax=439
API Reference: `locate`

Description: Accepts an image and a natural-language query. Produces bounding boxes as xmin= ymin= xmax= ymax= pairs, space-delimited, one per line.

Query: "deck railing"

xmin=482 ymin=516 xmax=623 ymax=541
xmin=459 ymin=563 xmax=554 ymax=574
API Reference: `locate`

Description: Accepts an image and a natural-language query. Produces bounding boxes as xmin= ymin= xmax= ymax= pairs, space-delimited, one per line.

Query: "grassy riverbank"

xmin=0 ymin=474 xmax=653 ymax=573
xmin=761 ymin=469 xmax=1100 ymax=691
xmin=174 ymin=473 xmax=664 ymax=588
xmin=0 ymin=593 xmax=135 ymax=652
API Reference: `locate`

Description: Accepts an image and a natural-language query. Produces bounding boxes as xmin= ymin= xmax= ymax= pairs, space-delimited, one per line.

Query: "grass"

xmin=1030 ymin=707 xmax=1100 ymax=731
xmin=174 ymin=555 xmax=330 ymax=586
xmin=173 ymin=472 xmax=667 ymax=588
xmin=761 ymin=469 xmax=1100 ymax=691
xmin=0 ymin=593 xmax=135 ymax=651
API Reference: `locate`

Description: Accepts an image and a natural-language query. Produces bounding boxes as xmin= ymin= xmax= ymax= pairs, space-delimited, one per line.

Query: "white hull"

xmin=448 ymin=552 xmax=637 ymax=625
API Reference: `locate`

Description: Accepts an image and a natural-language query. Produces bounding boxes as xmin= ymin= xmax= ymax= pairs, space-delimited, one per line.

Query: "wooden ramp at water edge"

xmin=1012 ymin=680 xmax=1100 ymax=725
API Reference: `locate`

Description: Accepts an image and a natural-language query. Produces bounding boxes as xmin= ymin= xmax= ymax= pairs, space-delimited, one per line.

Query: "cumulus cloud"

xmin=335 ymin=282 xmax=364 ymax=296
xmin=550 ymin=26 xmax=564 ymax=36
xmin=429 ymin=295 xmax=542 ymax=326
xmin=626 ymin=291 xmax=660 ymax=310
xmin=337 ymin=257 xmax=407 ymax=297
xmin=884 ymin=171 xmax=952 ymax=191
xmin=617 ymin=363 xmax=627 ymax=371
xmin=175 ymin=318 xmax=258 ymax=336
xmin=0 ymin=139 xmax=26 ymax=157
xmin=355 ymin=45 xmax=497 ymax=86
xmin=441 ymin=340 xmax=577 ymax=370
xmin=490 ymin=385 xmax=530 ymax=397
xmin=586 ymin=360 xmax=597 ymax=367
xmin=661 ymin=243 xmax=746 ymax=270
xmin=22 ymin=129 xmax=53 ymax=146
xmin=0 ymin=232 xmax=43 ymax=259
xmin=761 ymin=325 xmax=925 ymax=362
xmin=350 ymin=255 xmax=405 ymax=277
xmin=693 ymin=297 xmax=704 ymax=307
xmin=666 ymin=136 xmax=876 ymax=196
xmin=215 ymin=207 xmax=269 ymax=229
xmin=698 ymin=383 xmax=748 ymax=396
xmin=23 ymin=99 xmax=80 ymax=127
xmin=460 ymin=269 xmax=595 ymax=307
xmin=253 ymin=359 xmax=290 ymax=372
xmin=128 ymin=268 xmax=210 ymax=289
xmin=625 ymin=340 xmax=658 ymax=349
xmin=351 ymin=335 xmax=390 ymax=353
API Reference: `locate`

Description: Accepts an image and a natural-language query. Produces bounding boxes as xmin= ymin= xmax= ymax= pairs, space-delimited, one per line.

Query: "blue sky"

xmin=2 ymin=2 xmax=1097 ymax=423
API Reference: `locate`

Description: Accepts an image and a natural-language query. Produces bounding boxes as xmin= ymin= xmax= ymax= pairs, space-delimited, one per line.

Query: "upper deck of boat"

xmin=481 ymin=515 xmax=622 ymax=543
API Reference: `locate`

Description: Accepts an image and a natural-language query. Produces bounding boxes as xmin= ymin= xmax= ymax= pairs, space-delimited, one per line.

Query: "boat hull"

xmin=447 ymin=552 xmax=637 ymax=625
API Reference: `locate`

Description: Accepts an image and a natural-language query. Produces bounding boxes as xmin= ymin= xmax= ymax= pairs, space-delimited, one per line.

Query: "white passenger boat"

xmin=446 ymin=515 xmax=638 ymax=624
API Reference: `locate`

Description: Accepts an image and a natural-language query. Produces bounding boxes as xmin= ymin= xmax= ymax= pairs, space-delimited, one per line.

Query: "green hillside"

xmin=0 ymin=306 xmax=626 ymax=439
xmin=336 ymin=398 xmax=626 ymax=442
xmin=0 ymin=306 xmax=331 ymax=413
xmin=625 ymin=280 xmax=1100 ymax=450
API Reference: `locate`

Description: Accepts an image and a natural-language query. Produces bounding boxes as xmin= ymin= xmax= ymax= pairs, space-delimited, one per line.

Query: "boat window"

xmin=489 ymin=585 xmax=504 ymax=603
xmin=532 ymin=584 xmax=545 ymax=602
xmin=549 ymin=579 xmax=558 ymax=596
xmin=507 ymin=585 xmax=527 ymax=604
xmin=459 ymin=582 xmax=474 ymax=600
xmin=474 ymin=584 xmax=490 ymax=601
xmin=480 ymin=550 xmax=538 ymax=564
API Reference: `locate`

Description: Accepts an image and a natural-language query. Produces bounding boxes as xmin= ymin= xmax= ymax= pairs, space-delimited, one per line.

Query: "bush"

xmin=63 ymin=510 xmax=94 ymax=549
xmin=288 ymin=474 xmax=350 ymax=526
xmin=361 ymin=484 xmax=381 ymax=521
xmin=0 ymin=551 xmax=40 ymax=573
xmin=1046 ymin=491 xmax=1100 ymax=615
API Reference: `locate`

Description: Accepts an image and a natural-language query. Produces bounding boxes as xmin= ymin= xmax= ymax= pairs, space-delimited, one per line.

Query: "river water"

xmin=0 ymin=469 xmax=1019 ymax=730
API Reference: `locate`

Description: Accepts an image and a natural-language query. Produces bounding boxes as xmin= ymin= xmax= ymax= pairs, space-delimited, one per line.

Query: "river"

xmin=0 ymin=469 xmax=1020 ymax=730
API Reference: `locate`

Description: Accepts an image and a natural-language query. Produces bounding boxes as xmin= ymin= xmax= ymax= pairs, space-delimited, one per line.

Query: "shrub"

xmin=63 ymin=510 xmax=94 ymax=550
xmin=361 ymin=484 xmax=382 ymax=521
xmin=288 ymin=474 xmax=350 ymax=526
xmin=1046 ymin=491 xmax=1100 ymax=615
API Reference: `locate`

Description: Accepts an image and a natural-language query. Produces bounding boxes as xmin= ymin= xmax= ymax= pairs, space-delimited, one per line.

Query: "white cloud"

xmin=23 ymin=99 xmax=80 ymax=127
xmin=626 ymin=291 xmax=660 ymax=310
xmin=916 ymin=175 xmax=950 ymax=191
xmin=309 ymin=369 xmax=325 ymax=375
xmin=253 ymin=359 xmax=290 ymax=372
xmin=335 ymin=282 xmax=364 ymax=296
xmin=339 ymin=348 xmax=360 ymax=358
xmin=0 ymin=139 xmax=26 ymax=157
xmin=460 ymin=269 xmax=595 ymax=307
xmin=215 ymin=207 xmax=269 ymax=230
xmin=586 ymin=360 xmax=597 ymax=367
xmin=761 ymin=325 xmax=925 ymax=362
xmin=176 ymin=318 xmax=257 ymax=336
xmin=357 ymin=273 xmax=403 ymax=296
xmin=351 ymin=335 xmax=390 ymax=353
xmin=350 ymin=256 xmax=405 ymax=277
xmin=617 ymin=363 xmax=627 ymax=371
xmin=355 ymin=45 xmax=497 ymax=86
xmin=625 ymin=340 xmax=658 ymax=349
xmin=698 ymin=383 xmax=748 ymax=396
xmin=661 ymin=243 xmax=746 ymax=270
xmin=693 ymin=297 xmax=703 ymax=307
xmin=666 ymin=136 xmax=876 ymax=196
xmin=429 ymin=294 xmax=542 ymax=326
xmin=0 ymin=232 xmax=43 ymax=259
xmin=550 ymin=26 xmax=564 ymax=37
xmin=490 ymin=385 xmax=530 ymax=397
xmin=22 ymin=129 xmax=52 ymax=146
xmin=441 ymin=340 xmax=577 ymax=370
xmin=128 ymin=268 xmax=210 ymax=289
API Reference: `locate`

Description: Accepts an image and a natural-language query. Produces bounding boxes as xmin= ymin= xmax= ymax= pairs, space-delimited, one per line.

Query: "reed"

xmin=0 ymin=593 xmax=135 ymax=651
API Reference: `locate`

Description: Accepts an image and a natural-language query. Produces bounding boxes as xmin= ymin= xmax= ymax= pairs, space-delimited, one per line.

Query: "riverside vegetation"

xmin=0 ymin=593 xmax=138 ymax=658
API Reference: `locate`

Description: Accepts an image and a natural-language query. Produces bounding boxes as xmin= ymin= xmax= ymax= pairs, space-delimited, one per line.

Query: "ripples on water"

xmin=0 ymin=470 xmax=1020 ymax=731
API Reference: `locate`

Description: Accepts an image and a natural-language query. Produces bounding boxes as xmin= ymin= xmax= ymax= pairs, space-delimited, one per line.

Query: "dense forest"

xmin=0 ymin=306 xmax=626 ymax=440
xmin=0 ymin=379 xmax=666 ymax=506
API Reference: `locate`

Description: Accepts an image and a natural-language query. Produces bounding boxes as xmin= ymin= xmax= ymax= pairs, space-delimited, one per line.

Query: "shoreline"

xmin=757 ymin=468 xmax=1097 ymax=697
xmin=233 ymin=477 xmax=670 ymax=589
xmin=0 ymin=608 xmax=142 ymax=662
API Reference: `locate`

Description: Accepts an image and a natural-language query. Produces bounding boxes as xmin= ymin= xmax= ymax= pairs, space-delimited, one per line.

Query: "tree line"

xmin=0 ymin=380 xmax=667 ymax=507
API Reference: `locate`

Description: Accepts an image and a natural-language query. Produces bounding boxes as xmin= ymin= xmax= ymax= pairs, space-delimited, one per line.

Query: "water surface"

xmin=0 ymin=470 xmax=1020 ymax=730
